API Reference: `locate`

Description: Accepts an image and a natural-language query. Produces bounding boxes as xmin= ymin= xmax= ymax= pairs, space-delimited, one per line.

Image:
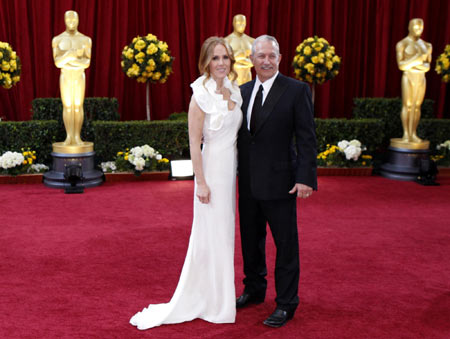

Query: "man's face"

xmin=250 ymin=40 xmax=281 ymax=83
xmin=65 ymin=11 xmax=79 ymax=31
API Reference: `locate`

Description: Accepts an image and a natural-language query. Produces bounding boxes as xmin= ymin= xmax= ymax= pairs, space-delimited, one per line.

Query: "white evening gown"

xmin=130 ymin=75 xmax=243 ymax=330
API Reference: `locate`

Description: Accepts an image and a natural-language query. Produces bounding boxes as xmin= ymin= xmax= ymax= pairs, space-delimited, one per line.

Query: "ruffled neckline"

xmin=190 ymin=75 xmax=242 ymax=131
xmin=191 ymin=75 xmax=242 ymax=109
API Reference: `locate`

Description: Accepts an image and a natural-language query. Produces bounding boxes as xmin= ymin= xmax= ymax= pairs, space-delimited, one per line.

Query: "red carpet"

xmin=1 ymin=176 xmax=449 ymax=338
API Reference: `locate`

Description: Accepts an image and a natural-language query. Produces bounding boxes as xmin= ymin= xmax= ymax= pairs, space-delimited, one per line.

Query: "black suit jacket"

xmin=237 ymin=73 xmax=317 ymax=200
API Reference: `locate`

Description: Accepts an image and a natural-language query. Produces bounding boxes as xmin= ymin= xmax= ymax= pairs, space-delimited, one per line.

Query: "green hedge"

xmin=1 ymin=115 xmax=448 ymax=167
xmin=92 ymin=120 xmax=189 ymax=162
xmin=30 ymin=97 xmax=118 ymax=153
xmin=352 ymin=97 xmax=435 ymax=119
xmin=31 ymin=97 xmax=120 ymax=121
xmin=315 ymin=118 xmax=384 ymax=152
xmin=168 ymin=112 xmax=188 ymax=121
xmin=0 ymin=120 xmax=188 ymax=165
xmin=352 ymin=97 xmax=435 ymax=147
xmin=0 ymin=120 xmax=62 ymax=164
xmin=0 ymin=118 xmax=384 ymax=164
xmin=417 ymin=119 xmax=450 ymax=151
xmin=93 ymin=118 xmax=388 ymax=162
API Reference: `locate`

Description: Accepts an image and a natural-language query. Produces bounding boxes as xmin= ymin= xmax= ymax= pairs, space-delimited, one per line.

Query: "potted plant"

xmin=292 ymin=36 xmax=341 ymax=103
xmin=316 ymin=139 xmax=373 ymax=176
xmin=121 ymin=34 xmax=174 ymax=120
xmin=100 ymin=144 xmax=170 ymax=182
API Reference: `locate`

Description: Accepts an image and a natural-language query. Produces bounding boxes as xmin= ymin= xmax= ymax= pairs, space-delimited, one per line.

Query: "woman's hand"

xmin=217 ymin=87 xmax=234 ymax=110
xmin=217 ymin=87 xmax=231 ymax=101
xmin=196 ymin=183 xmax=211 ymax=204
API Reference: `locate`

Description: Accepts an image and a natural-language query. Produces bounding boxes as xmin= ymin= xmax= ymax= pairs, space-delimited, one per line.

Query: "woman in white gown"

xmin=130 ymin=37 xmax=243 ymax=330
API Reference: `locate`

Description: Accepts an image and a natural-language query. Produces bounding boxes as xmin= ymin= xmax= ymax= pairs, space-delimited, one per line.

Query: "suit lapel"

xmin=254 ymin=74 xmax=287 ymax=135
xmin=241 ymin=80 xmax=256 ymax=131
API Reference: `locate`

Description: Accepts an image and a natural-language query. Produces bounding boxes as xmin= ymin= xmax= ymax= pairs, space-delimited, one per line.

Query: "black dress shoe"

xmin=236 ymin=292 xmax=264 ymax=308
xmin=263 ymin=308 xmax=295 ymax=328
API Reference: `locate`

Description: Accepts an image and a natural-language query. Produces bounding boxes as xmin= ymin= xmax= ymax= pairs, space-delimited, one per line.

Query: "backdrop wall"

xmin=0 ymin=0 xmax=449 ymax=121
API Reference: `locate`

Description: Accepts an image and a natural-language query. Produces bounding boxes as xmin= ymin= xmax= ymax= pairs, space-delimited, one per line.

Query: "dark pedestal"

xmin=43 ymin=151 xmax=103 ymax=189
xmin=380 ymin=146 xmax=430 ymax=181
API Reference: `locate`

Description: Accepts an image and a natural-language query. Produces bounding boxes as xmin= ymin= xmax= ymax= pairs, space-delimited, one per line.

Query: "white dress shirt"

xmin=246 ymin=71 xmax=279 ymax=130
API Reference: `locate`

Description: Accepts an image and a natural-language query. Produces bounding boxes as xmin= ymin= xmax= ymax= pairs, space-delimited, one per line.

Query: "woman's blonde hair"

xmin=198 ymin=36 xmax=237 ymax=82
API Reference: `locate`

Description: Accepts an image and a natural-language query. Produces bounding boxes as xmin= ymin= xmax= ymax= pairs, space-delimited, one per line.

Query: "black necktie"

xmin=250 ymin=85 xmax=263 ymax=134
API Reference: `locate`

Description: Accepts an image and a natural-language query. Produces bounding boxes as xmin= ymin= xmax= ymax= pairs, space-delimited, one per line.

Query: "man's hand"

xmin=289 ymin=183 xmax=313 ymax=199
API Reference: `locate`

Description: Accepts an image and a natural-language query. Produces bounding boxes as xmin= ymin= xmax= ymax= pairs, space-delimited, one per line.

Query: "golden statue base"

xmin=390 ymin=138 xmax=429 ymax=150
xmin=52 ymin=142 xmax=94 ymax=154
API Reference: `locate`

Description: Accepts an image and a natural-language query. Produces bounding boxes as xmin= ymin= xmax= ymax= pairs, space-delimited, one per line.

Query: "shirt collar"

xmin=255 ymin=71 xmax=279 ymax=93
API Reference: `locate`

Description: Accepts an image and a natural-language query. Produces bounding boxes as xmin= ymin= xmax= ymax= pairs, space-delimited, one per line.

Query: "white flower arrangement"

xmin=436 ymin=140 xmax=450 ymax=151
xmin=0 ymin=151 xmax=24 ymax=169
xmin=128 ymin=145 xmax=162 ymax=171
xmin=432 ymin=140 xmax=450 ymax=166
xmin=29 ymin=163 xmax=49 ymax=173
xmin=338 ymin=139 xmax=364 ymax=161
xmin=101 ymin=144 xmax=169 ymax=175
xmin=317 ymin=139 xmax=372 ymax=167
xmin=100 ymin=161 xmax=117 ymax=173
xmin=0 ymin=149 xmax=48 ymax=175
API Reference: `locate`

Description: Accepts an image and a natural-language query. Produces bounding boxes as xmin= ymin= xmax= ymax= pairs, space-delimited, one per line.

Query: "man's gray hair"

xmin=251 ymin=35 xmax=280 ymax=56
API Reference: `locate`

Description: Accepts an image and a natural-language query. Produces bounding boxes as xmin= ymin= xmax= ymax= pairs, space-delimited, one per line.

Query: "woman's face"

xmin=208 ymin=44 xmax=231 ymax=81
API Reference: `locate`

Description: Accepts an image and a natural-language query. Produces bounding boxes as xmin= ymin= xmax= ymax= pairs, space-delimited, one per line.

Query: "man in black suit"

xmin=236 ymin=35 xmax=317 ymax=327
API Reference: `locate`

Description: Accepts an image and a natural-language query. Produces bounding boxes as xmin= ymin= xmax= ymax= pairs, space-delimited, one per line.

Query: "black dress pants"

xmin=239 ymin=194 xmax=300 ymax=311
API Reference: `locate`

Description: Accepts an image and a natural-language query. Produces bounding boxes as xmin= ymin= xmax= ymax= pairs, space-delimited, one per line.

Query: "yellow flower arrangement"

xmin=121 ymin=34 xmax=174 ymax=84
xmin=0 ymin=41 xmax=21 ymax=89
xmin=435 ymin=44 xmax=450 ymax=83
xmin=22 ymin=148 xmax=37 ymax=165
xmin=292 ymin=36 xmax=341 ymax=85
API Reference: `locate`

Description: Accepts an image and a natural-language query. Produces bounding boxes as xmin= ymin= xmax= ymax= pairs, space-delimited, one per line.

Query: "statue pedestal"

xmin=43 ymin=151 xmax=103 ymax=189
xmin=380 ymin=146 xmax=430 ymax=181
